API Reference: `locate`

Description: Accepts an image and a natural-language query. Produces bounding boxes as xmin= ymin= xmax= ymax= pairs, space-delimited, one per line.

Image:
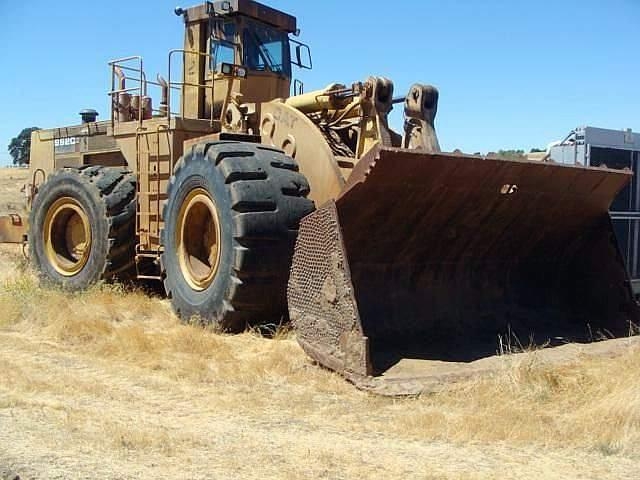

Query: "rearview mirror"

xmin=291 ymin=41 xmax=312 ymax=70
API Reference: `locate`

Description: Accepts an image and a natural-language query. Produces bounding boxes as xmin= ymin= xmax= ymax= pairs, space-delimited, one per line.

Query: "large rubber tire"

xmin=161 ymin=141 xmax=315 ymax=332
xmin=29 ymin=166 xmax=137 ymax=289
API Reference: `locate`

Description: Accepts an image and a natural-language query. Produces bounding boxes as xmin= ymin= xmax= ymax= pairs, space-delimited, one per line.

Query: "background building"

xmin=549 ymin=126 xmax=640 ymax=294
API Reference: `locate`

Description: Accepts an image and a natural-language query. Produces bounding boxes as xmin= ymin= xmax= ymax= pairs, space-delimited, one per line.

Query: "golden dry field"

xmin=0 ymin=167 xmax=639 ymax=479
xmin=0 ymin=167 xmax=28 ymax=215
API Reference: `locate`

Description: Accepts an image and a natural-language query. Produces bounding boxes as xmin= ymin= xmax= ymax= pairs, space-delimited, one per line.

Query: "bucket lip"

xmin=376 ymin=145 xmax=634 ymax=174
xmin=341 ymin=144 xmax=633 ymax=202
xmin=341 ymin=335 xmax=640 ymax=397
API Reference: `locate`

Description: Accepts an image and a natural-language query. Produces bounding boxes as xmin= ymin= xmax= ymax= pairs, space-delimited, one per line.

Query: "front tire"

xmin=161 ymin=141 xmax=314 ymax=331
xmin=29 ymin=166 xmax=136 ymax=288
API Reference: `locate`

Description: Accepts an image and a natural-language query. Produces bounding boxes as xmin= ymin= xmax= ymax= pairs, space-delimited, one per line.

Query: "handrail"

xmin=108 ymin=55 xmax=145 ymax=65
xmin=109 ymin=49 xmax=223 ymax=128
xmin=168 ymin=49 xmax=217 ymax=126
xmin=108 ymin=56 xmax=145 ymax=130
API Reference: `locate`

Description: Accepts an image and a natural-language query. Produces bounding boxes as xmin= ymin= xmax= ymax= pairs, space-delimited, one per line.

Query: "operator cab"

xmin=212 ymin=13 xmax=291 ymax=78
xmin=178 ymin=0 xmax=311 ymax=120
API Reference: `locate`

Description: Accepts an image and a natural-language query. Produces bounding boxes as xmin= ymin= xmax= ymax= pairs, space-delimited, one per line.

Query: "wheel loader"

xmin=1 ymin=0 xmax=638 ymax=394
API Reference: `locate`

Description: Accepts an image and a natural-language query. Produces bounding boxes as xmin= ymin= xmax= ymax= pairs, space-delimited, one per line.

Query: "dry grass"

xmin=0 ymin=272 xmax=302 ymax=386
xmin=0 ymin=236 xmax=640 ymax=478
xmin=1 ymin=256 xmax=639 ymax=458
xmin=384 ymin=350 xmax=640 ymax=455
xmin=0 ymin=166 xmax=29 ymax=214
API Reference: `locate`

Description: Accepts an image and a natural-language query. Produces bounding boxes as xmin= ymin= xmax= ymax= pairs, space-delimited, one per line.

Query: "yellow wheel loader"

xmin=2 ymin=0 xmax=637 ymax=394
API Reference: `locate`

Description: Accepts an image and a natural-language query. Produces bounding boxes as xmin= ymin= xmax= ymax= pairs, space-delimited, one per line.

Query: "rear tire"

xmin=161 ymin=141 xmax=314 ymax=331
xmin=29 ymin=166 xmax=137 ymax=288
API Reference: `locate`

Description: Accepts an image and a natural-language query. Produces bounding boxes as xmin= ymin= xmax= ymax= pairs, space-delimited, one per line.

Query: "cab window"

xmin=211 ymin=20 xmax=236 ymax=72
xmin=243 ymin=20 xmax=291 ymax=78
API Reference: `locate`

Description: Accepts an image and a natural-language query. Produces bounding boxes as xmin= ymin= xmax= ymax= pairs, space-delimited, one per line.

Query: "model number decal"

xmin=54 ymin=137 xmax=79 ymax=147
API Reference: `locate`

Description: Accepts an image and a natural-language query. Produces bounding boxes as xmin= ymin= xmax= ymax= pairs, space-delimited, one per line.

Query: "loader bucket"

xmin=288 ymin=146 xmax=640 ymax=395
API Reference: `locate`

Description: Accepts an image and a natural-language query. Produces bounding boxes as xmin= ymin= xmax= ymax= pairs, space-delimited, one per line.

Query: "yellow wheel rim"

xmin=43 ymin=197 xmax=92 ymax=276
xmin=176 ymin=188 xmax=222 ymax=291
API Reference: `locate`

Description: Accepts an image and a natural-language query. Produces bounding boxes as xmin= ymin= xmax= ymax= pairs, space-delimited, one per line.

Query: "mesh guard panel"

xmin=287 ymin=201 xmax=370 ymax=376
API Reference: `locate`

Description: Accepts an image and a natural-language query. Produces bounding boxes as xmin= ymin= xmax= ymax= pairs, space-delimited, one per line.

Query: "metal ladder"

xmin=135 ymin=124 xmax=171 ymax=279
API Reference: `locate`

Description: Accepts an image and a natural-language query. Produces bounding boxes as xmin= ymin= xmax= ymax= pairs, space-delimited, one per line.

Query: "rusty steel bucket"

xmin=288 ymin=145 xmax=640 ymax=395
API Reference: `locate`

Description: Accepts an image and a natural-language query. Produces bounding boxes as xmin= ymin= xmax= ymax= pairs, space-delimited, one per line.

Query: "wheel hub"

xmin=43 ymin=197 xmax=91 ymax=276
xmin=176 ymin=188 xmax=221 ymax=291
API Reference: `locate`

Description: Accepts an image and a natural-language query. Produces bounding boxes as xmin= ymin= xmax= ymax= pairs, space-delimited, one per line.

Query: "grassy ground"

xmin=0 ymin=167 xmax=28 ymax=214
xmin=0 ymin=168 xmax=639 ymax=479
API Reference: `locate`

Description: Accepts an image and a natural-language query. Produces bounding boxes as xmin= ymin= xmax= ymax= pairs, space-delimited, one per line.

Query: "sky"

xmin=0 ymin=0 xmax=639 ymax=165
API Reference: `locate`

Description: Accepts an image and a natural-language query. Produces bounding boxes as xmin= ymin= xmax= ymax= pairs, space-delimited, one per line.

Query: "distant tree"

xmin=496 ymin=149 xmax=526 ymax=161
xmin=529 ymin=147 xmax=545 ymax=153
xmin=8 ymin=127 xmax=40 ymax=166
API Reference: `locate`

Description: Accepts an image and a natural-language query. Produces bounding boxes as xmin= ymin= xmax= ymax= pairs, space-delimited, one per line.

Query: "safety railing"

xmin=108 ymin=50 xmax=224 ymax=129
xmin=108 ymin=56 xmax=179 ymax=130
xmin=167 ymin=49 xmax=220 ymax=127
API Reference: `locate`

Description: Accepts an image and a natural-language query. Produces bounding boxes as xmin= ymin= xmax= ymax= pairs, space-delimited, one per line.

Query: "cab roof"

xmin=183 ymin=1 xmax=297 ymax=33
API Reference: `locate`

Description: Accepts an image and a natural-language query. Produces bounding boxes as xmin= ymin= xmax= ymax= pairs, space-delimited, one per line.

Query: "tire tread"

xmin=161 ymin=141 xmax=315 ymax=331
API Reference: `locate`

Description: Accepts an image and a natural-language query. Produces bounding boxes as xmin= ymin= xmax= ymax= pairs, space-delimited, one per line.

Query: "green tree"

xmin=496 ymin=149 xmax=526 ymax=161
xmin=8 ymin=127 xmax=40 ymax=166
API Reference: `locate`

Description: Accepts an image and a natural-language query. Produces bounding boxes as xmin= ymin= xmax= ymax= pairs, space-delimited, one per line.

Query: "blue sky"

xmin=0 ymin=0 xmax=638 ymax=165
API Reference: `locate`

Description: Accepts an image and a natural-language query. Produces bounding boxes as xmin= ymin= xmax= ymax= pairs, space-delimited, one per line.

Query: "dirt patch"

xmin=0 ymin=467 xmax=22 ymax=480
